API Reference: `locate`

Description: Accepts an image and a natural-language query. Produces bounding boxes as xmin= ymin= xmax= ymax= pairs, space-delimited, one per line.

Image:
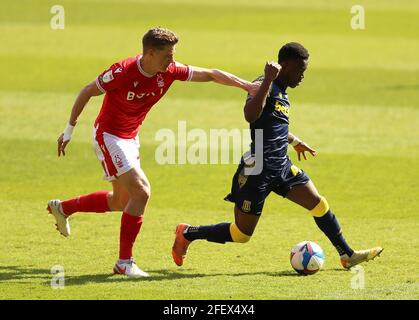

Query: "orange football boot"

xmin=172 ymin=223 xmax=191 ymax=266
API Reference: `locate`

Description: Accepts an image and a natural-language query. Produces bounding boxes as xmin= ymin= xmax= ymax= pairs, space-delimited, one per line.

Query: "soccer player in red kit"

xmin=47 ymin=28 xmax=260 ymax=277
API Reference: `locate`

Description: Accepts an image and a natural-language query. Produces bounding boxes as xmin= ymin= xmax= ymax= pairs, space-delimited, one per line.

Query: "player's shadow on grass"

xmin=327 ymin=268 xmax=349 ymax=272
xmin=0 ymin=265 xmax=340 ymax=287
xmin=0 ymin=265 xmax=52 ymax=283
xmin=61 ymin=269 xmax=299 ymax=286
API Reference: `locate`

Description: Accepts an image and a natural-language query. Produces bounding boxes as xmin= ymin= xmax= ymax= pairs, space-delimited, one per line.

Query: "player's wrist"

xmin=290 ymin=136 xmax=302 ymax=147
xmin=244 ymin=81 xmax=253 ymax=90
xmin=63 ymin=123 xmax=75 ymax=141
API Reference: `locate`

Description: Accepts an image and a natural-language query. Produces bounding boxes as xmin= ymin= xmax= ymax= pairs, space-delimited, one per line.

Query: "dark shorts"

xmin=224 ymin=157 xmax=310 ymax=215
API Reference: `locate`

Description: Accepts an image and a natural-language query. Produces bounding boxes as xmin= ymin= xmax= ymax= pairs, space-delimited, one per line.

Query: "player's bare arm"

xmin=190 ymin=66 xmax=260 ymax=96
xmin=243 ymin=61 xmax=281 ymax=123
xmin=57 ymin=80 xmax=103 ymax=157
xmin=288 ymin=132 xmax=317 ymax=161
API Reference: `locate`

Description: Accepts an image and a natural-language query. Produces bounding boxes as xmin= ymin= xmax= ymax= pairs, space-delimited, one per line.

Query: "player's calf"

xmin=183 ymin=222 xmax=251 ymax=244
xmin=310 ymin=196 xmax=383 ymax=268
xmin=59 ymin=190 xmax=111 ymax=215
xmin=310 ymin=196 xmax=354 ymax=257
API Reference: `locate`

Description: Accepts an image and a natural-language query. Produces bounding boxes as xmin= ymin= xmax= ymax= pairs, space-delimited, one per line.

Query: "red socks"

xmin=61 ymin=190 xmax=111 ymax=216
xmin=119 ymin=213 xmax=143 ymax=260
xmin=60 ymin=192 xmax=143 ymax=260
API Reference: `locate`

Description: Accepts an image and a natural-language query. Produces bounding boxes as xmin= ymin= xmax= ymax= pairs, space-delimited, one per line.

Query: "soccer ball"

xmin=290 ymin=241 xmax=325 ymax=275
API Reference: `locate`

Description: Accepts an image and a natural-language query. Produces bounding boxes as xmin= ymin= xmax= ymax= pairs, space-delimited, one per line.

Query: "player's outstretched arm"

xmin=189 ymin=67 xmax=260 ymax=96
xmin=57 ymin=80 xmax=103 ymax=157
xmin=243 ymin=62 xmax=281 ymax=123
xmin=288 ymin=132 xmax=317 ymax=161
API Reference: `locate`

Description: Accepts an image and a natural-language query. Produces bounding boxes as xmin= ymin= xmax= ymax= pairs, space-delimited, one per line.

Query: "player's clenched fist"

xmin=264 ymin=61 xmax=281 ymax=81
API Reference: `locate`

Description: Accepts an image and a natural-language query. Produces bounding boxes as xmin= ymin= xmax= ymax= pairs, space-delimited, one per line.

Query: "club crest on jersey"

xmin=102 ymin=70 xmax=114 ymax=83
xmin=157 ymin=74 xmax=165 ymax=88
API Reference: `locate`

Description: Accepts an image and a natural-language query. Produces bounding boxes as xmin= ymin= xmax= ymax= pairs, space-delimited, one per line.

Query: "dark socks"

xmin=183 ymin=223 xmax=233 ymax=244
xmin=314 ymin=210 xmax=354 ymax=256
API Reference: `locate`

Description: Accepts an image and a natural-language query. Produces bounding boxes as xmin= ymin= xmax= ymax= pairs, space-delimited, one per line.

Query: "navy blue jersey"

xmin=225 ymin=76 xmax=310 ymax=214
xmin=249 ymin=76 xmax=290 ymax=169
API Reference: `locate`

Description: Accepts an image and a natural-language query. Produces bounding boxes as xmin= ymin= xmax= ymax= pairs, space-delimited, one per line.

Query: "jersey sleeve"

xmin=95 ymin=63 xmax=126 ymax=93
xmin=173 ymin=62 xmax=194 ymax=81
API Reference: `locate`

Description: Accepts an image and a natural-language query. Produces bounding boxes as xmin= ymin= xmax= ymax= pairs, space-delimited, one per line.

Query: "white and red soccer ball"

xmin=290 ymin=241 xmax=325 ymax=275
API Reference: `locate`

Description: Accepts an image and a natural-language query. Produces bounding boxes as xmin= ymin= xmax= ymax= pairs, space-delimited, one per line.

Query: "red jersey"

xmin=94 ymin=55 xmax=193 ymax=138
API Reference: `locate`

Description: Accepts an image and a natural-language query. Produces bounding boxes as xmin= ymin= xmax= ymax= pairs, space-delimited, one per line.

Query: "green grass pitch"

xmin=0 ymin=0 xmax=418 ymax=299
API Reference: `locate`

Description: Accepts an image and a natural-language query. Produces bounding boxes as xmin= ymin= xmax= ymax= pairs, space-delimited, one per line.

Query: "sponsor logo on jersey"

xmin=275 ymin=101 xmax=290 ymax=117
xmin=133 ymin=81 xmax=139 ymax=88
xmin=127 ymin=91 xmax=159 ymax=100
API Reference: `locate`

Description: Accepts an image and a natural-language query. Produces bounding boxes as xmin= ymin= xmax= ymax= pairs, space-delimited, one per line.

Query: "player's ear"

xmin=278 ymin=61 xmax=289 ymax=73
xmin=143 ymin=47 xmax=154 ymax=57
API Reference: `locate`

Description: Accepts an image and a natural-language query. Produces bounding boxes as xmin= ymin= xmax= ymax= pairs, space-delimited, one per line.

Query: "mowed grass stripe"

xmin=1 ymin=93 xmax=418 ymax=156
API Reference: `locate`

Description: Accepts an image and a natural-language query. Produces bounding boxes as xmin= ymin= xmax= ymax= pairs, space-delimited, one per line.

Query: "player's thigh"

xmin=285 ymin=180 xmax=322 ymax=211
xmin=116 ymin=167 xmax=151 ymax=199
xmin=234 ymin=206 xmax=260 ymax=236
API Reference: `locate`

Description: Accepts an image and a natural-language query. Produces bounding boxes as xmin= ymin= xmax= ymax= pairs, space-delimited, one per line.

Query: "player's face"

xmin=151 ymin=45 xmax=176 ymax=72
xmin=282 ymin=58 xmax=308 ymax=88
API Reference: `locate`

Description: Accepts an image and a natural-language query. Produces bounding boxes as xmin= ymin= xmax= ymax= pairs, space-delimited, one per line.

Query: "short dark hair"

xmin=278 ymin=42 xmax=309 ymax=63
xmin=142 ymin=27 xmax=178 ymax=51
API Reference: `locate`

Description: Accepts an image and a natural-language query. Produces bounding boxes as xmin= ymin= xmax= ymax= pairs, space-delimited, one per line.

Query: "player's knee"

xmin=309 ymin=196 xmax=330 ymax=217
xmin=142 ymin=184 xmax=151 ymax=199
xmin=131 ymin=183 xmax=151 ymax=202
xmin=230 ymin=223 xmax=251 ymax=243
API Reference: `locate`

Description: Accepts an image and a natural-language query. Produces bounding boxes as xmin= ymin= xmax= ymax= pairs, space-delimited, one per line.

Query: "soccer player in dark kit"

xmin=172 ymin=42 xmax=383 ymax=270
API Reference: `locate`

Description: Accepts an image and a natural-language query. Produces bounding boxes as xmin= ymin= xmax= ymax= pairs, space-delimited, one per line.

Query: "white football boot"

xmin=47 ymin=199 xmax=71 ymax=237
xmin=340 ymin=247 xmax=383 ymax=269
xmin=113 ymin=259 xmax=150 ymax=277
